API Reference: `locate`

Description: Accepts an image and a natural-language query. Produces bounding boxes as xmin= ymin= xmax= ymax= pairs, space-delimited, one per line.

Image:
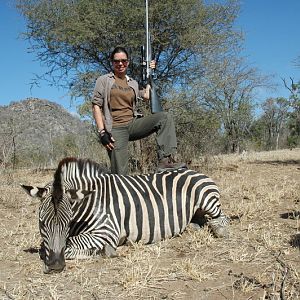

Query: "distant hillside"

xmin=0 ymin=98 xmax=98 ymax=167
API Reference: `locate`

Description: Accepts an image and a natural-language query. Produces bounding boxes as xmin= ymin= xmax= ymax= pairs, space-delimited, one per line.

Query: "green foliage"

xmin=14 ymin=148 xmax=49 ymax=168
xmin=9 ymin=131 xmax=109 ymax=169
xmin=118 ymin=89 xmax=223 ymax=174
xmin=287 ymin=135 xmax=299 ymax=149
xmin=281 ymin=78 xmax=300 ymax=148
xmin=52 ymin=134 xmax=80 ymax=158
xmin=190 ymin=54 xmax=268 ymax=153
xmin=249 ymin=118 xmax=267 ymax=150
xmin=165 ymin=89 xmax=222 ymax=157
xmin=287 ymin=81 xmax=300 ymax=144
xmin=17 ymin=0 xmax=286 ymax=159
xmin=261 ymin=97 xmax=289 ymax=150
xmin=250 ymin=97 xmax=299 ymax=151
xmin=16 ymin=0 xmax=240 ymax=103
xmin=173 ymin=102 xmax=221 ymax=158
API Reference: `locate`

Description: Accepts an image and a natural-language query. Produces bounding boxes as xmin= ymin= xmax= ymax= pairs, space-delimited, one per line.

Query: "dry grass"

xmin=0 ymin=149 xmax=299 ymax=299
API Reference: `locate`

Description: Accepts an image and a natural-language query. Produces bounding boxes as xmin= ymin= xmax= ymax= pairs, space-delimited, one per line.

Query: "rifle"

xmin=141 ymin=0 xmax=163 ymax=113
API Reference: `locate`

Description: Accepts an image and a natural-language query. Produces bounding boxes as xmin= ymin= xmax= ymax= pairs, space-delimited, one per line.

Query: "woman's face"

xmin=112 ymin=51 xmax=129 ymax=77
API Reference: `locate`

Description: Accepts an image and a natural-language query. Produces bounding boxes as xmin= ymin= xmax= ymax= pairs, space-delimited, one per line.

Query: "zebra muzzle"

xmin=44 ymin=249 xmax=66 ymax=274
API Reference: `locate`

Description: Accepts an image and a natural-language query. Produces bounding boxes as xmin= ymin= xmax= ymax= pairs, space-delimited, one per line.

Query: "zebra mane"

xmin=75 ymin=158 xmax=109 ymax=175
xmin=51 ymin=158 xmax=75 ymax=211
xmin=52 ymin=158 xmax=108 ymax=209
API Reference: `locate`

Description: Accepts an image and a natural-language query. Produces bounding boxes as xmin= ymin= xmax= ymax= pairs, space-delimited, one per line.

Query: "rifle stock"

xmin=149 ymin=77 xmax=162 ymax=113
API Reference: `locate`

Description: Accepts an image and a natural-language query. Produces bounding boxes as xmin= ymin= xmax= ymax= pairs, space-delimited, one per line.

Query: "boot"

xmin=157 ymin=156 xmax=187 ymax=172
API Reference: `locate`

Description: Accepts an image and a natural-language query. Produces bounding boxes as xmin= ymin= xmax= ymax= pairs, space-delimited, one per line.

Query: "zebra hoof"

xmin=208 ymin=215 xmax=230 ymax=238
xmin=101 ymin=244 xmax=118 ymax=258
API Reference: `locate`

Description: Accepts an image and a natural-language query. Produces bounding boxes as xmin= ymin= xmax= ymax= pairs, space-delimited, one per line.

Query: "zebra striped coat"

xmin=22 ymin=158 xmax=229 ymax=273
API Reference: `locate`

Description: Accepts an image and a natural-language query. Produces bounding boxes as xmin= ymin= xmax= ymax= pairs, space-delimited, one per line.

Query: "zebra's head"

xmin=21 ymin=158 xmax=97 ymax=273
xmin=21 ymin=182 xmax=74 ymax=273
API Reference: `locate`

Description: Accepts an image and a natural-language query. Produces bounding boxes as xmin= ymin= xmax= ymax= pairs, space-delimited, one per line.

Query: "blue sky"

xmin=236 ymin=0 xmax=300 ymax=103
xmin=1 ymin=0 xmax=300 ymax=114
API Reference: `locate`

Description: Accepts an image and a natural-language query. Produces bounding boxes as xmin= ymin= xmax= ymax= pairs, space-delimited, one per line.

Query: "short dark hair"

xmin=110 ymin=47 xmax=129 ymax=60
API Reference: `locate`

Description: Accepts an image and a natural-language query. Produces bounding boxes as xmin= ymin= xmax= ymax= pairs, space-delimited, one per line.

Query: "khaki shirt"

xmin=92 ymin=72 xmax=145 ymax=132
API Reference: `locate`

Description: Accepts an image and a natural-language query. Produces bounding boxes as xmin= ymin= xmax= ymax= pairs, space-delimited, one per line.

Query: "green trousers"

xmin=108 ymin=112 xmax=177 ymax=175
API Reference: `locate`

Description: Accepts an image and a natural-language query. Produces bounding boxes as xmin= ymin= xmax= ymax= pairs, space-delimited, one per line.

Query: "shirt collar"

xmin=109 ymin=72 xmax=131 ymax=82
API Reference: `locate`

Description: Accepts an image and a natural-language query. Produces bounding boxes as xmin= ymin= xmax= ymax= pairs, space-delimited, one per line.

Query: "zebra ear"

xmin=65 ymin=189 xmax=93 ymax=202
xmin=21 ymin=184 xmax=47 ymax=198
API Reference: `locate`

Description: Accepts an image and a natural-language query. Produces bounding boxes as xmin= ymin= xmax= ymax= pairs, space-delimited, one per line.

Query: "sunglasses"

xmin=112 ymin=59 xmax=129 ymax=64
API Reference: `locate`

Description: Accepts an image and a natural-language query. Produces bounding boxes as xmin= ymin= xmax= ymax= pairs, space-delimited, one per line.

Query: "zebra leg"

xmin=65 ymin=244 xmax=118 ymax=259
xmin=65 ymin=230 xmax=119 ymax=259
xmin=65 ymin=247 xmax=101 ymax=260
xmin=65 ymin=245 xmax=117 ymax=259
xmin=65 ymin=213 xmax=120 ymax=259
xmin=190 ymin=209 xmax=207 ymax=230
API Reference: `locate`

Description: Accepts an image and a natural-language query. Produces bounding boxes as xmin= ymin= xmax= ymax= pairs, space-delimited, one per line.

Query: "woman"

xmin=92 ymin=46 xmax=185 ymax=175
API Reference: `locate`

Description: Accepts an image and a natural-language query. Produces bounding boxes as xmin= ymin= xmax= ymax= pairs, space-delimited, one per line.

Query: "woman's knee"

xmin=156 ymin=111 xmax=173 ymax=123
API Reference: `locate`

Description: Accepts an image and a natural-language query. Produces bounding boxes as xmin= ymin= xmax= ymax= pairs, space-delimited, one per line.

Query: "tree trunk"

xmin=275 ymin=132 xmax=280 ymax=150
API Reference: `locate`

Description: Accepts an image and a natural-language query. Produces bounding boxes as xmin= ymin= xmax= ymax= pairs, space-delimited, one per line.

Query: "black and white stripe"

xmin=22 ymin=157 xmax=229 ymax=273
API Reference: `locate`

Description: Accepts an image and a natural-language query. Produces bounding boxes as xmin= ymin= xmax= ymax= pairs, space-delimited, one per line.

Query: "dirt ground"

xmin=0 ymin=149 xmax=299 ymax=300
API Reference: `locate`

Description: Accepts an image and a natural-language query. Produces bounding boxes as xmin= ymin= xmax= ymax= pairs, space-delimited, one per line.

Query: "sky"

xmin=0 ymin=0 xmax=300 ymax=114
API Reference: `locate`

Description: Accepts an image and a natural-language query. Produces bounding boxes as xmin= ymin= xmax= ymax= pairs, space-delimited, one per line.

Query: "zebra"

xmin=21 ymin=157 xmax=229 ymax=274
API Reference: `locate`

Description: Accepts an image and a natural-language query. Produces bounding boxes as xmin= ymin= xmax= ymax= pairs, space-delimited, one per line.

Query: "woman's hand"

xmin=149 ymin=60 xmax=156 ymax=69
xmin=99 ymin=130 xmax=115 ymax=150
xmin=143 ymin=60 xmax=156 ymax=100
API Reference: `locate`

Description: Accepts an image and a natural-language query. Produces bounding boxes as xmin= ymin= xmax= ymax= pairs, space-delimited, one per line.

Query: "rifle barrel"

xmin=144 ymin=0 xmax=163 ymax=113
xmin=145 ymin=0 xmax=151 ymax=78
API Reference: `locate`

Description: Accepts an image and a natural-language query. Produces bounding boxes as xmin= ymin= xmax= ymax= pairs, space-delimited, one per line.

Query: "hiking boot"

xmin=157 ymin=156 xmax=187 ymax=172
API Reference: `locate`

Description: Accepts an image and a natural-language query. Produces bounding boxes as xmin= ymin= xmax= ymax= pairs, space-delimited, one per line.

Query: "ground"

xmin=0 ymin=149 xmax=299 ymax=299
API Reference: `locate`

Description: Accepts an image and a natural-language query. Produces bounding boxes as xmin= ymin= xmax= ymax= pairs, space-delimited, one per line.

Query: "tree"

xmin=249 ymin=117 xmax=267 ymax=150
xmin=16 ymin=0 xmax=240 ymax=114
xmin=0 ymin=118 xmax=17 ymax=168
xmin=193 ymin=53 xmax=271 ymax=153
xmin=260 ymin=97 xmax=289 ymax=150
xmin=283 ymin=78 xmax=300 ymax=147
xmin=168 ymin=90 xmax=222 ymax=158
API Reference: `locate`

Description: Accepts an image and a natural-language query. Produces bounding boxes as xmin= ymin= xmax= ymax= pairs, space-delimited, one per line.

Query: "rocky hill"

xmin=0 ymin=98 xmax=95 ymax=167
